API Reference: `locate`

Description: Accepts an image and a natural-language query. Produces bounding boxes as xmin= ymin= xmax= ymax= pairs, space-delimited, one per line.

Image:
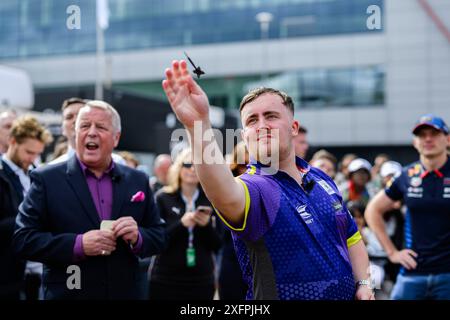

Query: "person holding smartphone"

xmin=149 ymin=149 xmax=222 ymax=300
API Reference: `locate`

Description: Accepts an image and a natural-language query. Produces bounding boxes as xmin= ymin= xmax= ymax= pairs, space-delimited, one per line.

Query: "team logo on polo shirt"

xmin=407 ymin=186 xmax=423 ymax=198
xmin=443 ymin=187 xmax=450 ymax=198
xmin=410 ymin=177 xmax=422 ymax=187
xmin=386 ymin=177 xmax=395 ymax=188
xmin=332 ymin=202 xmax=343 ymax=211
xmin=408 ymin=164 xmax=422 ymax=177
xmin=317 ymin=180 xmax=335 ymax=195
xmin=444 ymin=177 xmax=450 ymax=185
xmin=296 ymin=204 xmax=314 ymax=224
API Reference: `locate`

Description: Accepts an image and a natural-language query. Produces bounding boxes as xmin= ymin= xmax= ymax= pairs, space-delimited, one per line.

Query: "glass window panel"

xmin=0 ymin=0 xmax=383 ymax=59
xmin=243 ymin=65 xmax=385 ymax=109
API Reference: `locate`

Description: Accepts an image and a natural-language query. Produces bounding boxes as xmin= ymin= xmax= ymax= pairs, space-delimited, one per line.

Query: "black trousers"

xmin=24 ymin=273 xmax=41 ymax=300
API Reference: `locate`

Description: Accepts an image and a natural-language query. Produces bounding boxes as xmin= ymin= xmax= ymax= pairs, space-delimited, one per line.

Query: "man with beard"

xmin=0 ymin=115 xmax=52 ymax=299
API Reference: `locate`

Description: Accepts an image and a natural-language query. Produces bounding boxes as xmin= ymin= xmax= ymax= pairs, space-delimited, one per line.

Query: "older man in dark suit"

xmin=13 ymin=101 xmax=166 ymax=299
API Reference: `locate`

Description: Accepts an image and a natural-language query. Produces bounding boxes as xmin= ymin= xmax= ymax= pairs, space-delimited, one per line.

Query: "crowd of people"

xmin=0 ymin=62 xmax=448 ymax=300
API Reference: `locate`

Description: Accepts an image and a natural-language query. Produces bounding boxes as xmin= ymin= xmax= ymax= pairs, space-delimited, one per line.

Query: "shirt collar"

xmin=180 ymin=188 xmax=200 ymax=211
xmin=295 ymin=156 xmax=311 ymax=174
xmin=247 ymin=156 xmax=310 ymax=176
xmin=1 ymin=153 xmax=28 ymax=175
xmin=76 ymin=155 xmax=115 ymax=178
xmin=418 ymin=156 xmax=449 ymax=179
xmin=67 ymin=146 xmax=76 ymax=157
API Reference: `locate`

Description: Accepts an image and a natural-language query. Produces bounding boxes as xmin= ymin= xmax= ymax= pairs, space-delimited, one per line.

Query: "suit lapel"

xmin=111 ymin=164 xmax=126 ymax=220
xmin=1 ymin=159 xmax=24 ymax=203
xmin=66 ymin=155 xmax=100 ymax=227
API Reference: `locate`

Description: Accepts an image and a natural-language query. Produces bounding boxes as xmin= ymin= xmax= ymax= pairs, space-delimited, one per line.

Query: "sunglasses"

xmin=182 ymin=163 xmax=193 ymax=169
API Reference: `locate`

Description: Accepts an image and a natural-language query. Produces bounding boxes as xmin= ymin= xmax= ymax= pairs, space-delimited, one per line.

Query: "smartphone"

xmin=196 ymin=206 xmax=212 ymax=215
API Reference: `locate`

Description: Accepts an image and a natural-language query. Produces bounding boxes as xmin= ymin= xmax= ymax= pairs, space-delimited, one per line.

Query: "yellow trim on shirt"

xmin=347 ymin=231 xmax=362 ymax=248
xmin=248 ymin=165 xmax=257 ymax=175
xmin=213 ymin=177 xmax=250 ymax=232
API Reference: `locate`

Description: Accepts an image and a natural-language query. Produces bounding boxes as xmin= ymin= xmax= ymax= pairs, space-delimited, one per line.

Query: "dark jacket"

xmin=151 ymin=188 xmax=223 ymax=285
xmin=0 ymin=159 xmax=26 ymax=295
xmin=12 ymin=155 xmax=166 ymax=300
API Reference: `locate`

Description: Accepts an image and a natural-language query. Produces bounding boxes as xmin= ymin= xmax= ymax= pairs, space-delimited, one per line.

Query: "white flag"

xmin=96 ymin=0 xmax=109 ymax=30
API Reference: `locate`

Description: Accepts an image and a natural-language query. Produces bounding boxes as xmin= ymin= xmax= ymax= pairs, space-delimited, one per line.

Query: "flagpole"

xmin=95 ymin=21 xmax=104 ymax=100
xmin=95 ymin=0 xmax=108 ymax=100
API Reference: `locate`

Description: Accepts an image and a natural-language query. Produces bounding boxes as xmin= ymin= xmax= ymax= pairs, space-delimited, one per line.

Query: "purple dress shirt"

xmin=73 ymin=158 xmax=142 ymax=261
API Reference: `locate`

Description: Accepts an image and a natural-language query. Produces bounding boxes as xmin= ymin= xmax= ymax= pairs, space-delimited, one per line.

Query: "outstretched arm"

xmin=162 ymin=60 xmax=246 ymax=226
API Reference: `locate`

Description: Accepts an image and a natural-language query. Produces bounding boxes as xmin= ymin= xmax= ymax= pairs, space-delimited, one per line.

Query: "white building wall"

xmin=3 ymin=0 xmax=450 ymax=146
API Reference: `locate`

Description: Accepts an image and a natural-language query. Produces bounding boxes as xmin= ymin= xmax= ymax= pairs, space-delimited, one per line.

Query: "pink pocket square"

xmin=131 ymin=191 xmax=145 ymax=202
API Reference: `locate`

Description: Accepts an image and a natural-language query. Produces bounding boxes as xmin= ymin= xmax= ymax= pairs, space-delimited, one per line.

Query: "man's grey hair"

xmin=0 ymin=109 xmax=17 ymax=121
xmin=76 ymin=100 xmax=121 ymax=133
xmin=154 ymin=153 xmax=172 ymax=168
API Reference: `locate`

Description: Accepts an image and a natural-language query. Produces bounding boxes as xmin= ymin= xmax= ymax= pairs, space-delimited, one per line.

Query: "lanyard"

xmin=181 ymin=189 xmax=199 ymax=249
xmin=181 ymin=189 xmax=199 ymax=267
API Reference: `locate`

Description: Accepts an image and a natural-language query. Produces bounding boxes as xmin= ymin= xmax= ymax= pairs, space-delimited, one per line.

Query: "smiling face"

xmin=75 ymin=106 xmax=120 ymax=173
xmin=240 ymin=93 xmax=298 ymax=165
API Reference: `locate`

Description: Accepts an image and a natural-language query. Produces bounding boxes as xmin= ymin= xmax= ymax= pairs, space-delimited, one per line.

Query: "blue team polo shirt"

xmin=385 ymin=157 xmax=450 ymax=275
xmin=216 ymin=157 xmax=362 ymax=300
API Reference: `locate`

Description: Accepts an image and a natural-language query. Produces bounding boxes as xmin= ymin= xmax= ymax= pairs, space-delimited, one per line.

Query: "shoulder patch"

xmin=317 ymin=180 xmax=335 ymax=195
xmin=247 ymin=165 xmax=257 ymax=175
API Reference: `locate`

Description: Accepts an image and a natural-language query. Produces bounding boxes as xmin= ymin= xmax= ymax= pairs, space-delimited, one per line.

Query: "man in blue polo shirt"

xmin=366 ymin=114 xmax=450 ymax=300
xmin=162 ymin=60 xmax=374 ymax=300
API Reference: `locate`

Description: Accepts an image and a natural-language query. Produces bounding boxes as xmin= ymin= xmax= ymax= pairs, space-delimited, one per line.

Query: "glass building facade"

xmin=114 ymin=64 xmax=385 ymax=110
xmin=245 ymin=65 xmax=385 ymax=108
xmin=1 ymin=0 xmax=383 ymax=59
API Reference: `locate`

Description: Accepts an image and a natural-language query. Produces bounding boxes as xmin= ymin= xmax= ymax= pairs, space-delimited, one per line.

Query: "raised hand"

xmin=162 ymin=60 xmax=210 ymax=129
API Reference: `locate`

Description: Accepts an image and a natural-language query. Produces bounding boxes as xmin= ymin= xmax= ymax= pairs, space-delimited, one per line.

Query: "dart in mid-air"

xmin=184 ymin=52 xmax=205 ymax=79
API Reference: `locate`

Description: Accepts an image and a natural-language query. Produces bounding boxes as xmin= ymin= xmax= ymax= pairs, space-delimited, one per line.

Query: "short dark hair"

xmin=239 ymin=87 xmax=294 ymax=115
xmin=61 ymin=97 xmax=89 ymax=112
xmin=298 ymin=125 xmax=308 ymax=134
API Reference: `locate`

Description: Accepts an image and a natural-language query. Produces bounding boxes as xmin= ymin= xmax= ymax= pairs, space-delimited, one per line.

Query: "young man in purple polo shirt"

xmin=162 ymin=60 xmax=374 ymax=300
